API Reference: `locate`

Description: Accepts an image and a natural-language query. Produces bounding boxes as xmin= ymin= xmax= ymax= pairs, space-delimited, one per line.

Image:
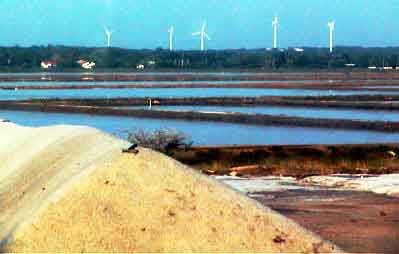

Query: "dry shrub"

xmin=127 ymin=128 xmax=192 ymax=154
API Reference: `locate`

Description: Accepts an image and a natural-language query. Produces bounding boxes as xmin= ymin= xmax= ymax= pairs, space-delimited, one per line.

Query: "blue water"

xmin=1 ymin=87 xmax=399 ymax=101
xmin=1 ymin=110 xmax=399 ymax=145
xmin=123 ymin=105 xmax=399 ymax=122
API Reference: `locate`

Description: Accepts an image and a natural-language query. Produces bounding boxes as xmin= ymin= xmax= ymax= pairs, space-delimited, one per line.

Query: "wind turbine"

xmin=327 ymin=21 xmax=335 ymax=53
xmin=272 ymin=16 xmax=279 ymax=49
xmin=105 ymin=27 xmax=112 ymax=48
xmin=192 ymin=21 xmax=211 ymax=51
xmin=168 ymin=26 xmax=174 ymax=51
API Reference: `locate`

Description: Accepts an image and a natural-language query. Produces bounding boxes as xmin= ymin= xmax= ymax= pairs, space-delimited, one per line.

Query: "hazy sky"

xmin=0 ymin=0 xmax=398 ymax=49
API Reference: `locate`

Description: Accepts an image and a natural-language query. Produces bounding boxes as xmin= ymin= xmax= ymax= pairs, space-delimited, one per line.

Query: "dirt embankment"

xmin=0 ymin=123 xmax=340 ymax=253
xmin=10 ymin=95 xmax=399 ymax=110
xmin=172 ymin=144 xmax=399 ymax=178
xmin=2 ymin=71 xmax=399 ymax=82
xmin=2 ymin=80 xmax=399 ymax=90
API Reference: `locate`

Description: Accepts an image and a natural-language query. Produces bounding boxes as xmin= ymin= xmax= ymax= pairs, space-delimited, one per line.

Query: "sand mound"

xmin=0 ymin=123 xmax=341 ymax=253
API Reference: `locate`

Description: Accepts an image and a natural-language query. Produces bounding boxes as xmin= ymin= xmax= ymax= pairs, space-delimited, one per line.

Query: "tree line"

xmin=1 ymin=45 xmax=399 ymax=71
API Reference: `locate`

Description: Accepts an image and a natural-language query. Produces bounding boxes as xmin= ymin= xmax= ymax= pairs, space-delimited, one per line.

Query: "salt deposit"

xmin=0 ymin=123 xmax=340 ymax=253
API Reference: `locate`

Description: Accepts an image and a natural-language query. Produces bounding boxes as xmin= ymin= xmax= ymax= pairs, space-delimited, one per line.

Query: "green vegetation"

xmin=2 ymin=45 xmax=399 ymax=71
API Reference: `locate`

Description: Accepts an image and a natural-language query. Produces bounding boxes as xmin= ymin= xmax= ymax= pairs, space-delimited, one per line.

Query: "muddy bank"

xmin=2 ymin=71 xmax=399 ymax=82
xmin=257 ymin=189 xmax=399 ymax=253
xmin=1 ymin=101 xmax=399 ymax=132
xmin=2 ymin=80 xmax=399 ymax=90
xmin=11 ymin=95 xmax=399 ymax=110
xmin=215 ymin=174 xmax=399 ymax=253
xmin=172 ymin=144 xmax=399 ymax=178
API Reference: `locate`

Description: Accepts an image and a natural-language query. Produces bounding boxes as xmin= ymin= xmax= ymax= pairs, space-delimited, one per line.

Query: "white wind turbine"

xmin=328 ymin=21 xmax=335 ymax=53
xmin=192 ymin=21 xmax=211 ymax=51
xmin=168 ymin=26 xmax=174 ymax=51
xmin=105 ymin=27 xmax=112 ymax=48
xmin=272 ymin=16 xmax=279 ymax=49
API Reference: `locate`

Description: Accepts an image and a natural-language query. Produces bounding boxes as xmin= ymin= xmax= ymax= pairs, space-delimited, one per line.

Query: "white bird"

xmin=192 ymin=21 xmax=211 ymax=51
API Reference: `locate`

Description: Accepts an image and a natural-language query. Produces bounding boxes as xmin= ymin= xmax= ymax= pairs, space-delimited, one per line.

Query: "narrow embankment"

xmin=1 ymin=101 xmax=399 ymax=132
xmin=10 ymin=95 xmax=399 ymax=110
xmin=2 ymin=80 xmax=399 ymax=90
xmin=0 ymin=123 xmax=340 ymax=252
xmin=2 ymin=71 xmax=399 ymax=82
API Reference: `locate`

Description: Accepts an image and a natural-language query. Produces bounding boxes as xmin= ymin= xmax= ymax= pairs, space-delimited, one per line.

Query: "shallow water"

xmin=1 ymin=110 xmax=399 ymax=145
xmin=122 ymin=105 xmax=399 ymax=122
xmin=1 ymin=87 xmax=399 ymax=101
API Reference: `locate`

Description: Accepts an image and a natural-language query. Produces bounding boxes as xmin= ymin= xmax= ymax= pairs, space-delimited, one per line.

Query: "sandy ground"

xmin=0 ymin=123 xmax=340 ymax=253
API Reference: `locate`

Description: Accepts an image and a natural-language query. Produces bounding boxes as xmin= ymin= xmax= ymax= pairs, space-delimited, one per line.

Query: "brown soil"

xmin=255 ymin=189 xmax=399 ymax=253
xmin=2 ymin=80 xmax=399 ymax=90
xmin=2 ymin=71 xmax=399 ymax=82
xmin=173 ymin=144 xmax=399 ymax=177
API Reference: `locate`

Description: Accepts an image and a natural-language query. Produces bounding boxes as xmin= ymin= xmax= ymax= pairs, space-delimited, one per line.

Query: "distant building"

xmin=148 ymin=60 xmax=156 ymax=66
xmin=82 ymin=62 xmax=96 ymax=69
xmin=383 ymin=66 xmax=393 ymax=70
xmin=77 ymin=59 xmax=96 ymax=69
xmin=368 ymin=66 xmax=377 ymax=70
xmin=294 ymin=48 xmax=304 ymax=52
xmin=136 ymin=64 xmax=145 ymax=70
xmin=40 ymin=60 xmax=56 ymax=69
xmin=345 ymin=63 xmax=356 ymax=67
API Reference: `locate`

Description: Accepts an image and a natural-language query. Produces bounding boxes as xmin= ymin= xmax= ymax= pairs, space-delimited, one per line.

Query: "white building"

xmin=77 ymin=59 xmax=96 ymax=69
xmin=40 ymin=61 xmax=56 ymax=69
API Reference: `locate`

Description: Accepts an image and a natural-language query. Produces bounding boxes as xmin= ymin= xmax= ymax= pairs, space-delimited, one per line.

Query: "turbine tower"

xmin=327 ymin=21 xmax=335 ymax=53
xmin=272 ymin=16 xmax=279 ymax=49
xmin=105 ymin=28 xmax=112 ymax=48
xmin=192 ymin=21 xmax=211 ymax=51
xmin=168 ymin=26 xmax=174 ymax=51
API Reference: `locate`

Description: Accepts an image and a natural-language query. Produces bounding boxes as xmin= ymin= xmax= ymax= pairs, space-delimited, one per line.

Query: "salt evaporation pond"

xmin=123 ymin=105 xmax=399 ymax=122
xmin=1 ymin=87 xmax=399 ymax=101
xmin=1 ymin=110 xmax=399 ymax=145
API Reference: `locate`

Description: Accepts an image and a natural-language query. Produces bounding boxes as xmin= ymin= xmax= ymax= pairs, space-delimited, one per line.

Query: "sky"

xmin=0 ymin=0 xmax=399 ymax=49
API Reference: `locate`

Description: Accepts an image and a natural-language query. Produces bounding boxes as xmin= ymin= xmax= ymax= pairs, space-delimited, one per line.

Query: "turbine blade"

xmin=204 ymin=33 xmax=211 ymax=40
xmin=202 ymin=22 xmax=206 ymax=31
